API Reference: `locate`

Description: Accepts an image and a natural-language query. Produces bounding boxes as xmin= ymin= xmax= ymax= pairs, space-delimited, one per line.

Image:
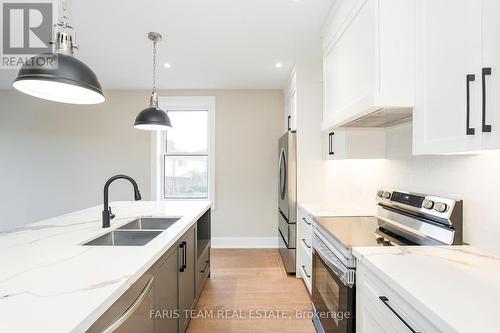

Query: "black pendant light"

xmin=12 ymin=0 xmax=104 ymax=104
xmin=134 ymin=32 xmax=172 ymax=131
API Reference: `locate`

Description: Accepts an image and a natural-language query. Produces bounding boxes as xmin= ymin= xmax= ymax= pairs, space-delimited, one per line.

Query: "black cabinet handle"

xmin=179 ymin=241 xmax=187 ymax=272
xmin=288 ymin=115 xmax=291 ymax=131
xmin=182 ymin=241 xmax=187 ymax=270
xmin=301 ymin=265 xmax=311 ymax=278
xmin=302 ymin=238 xmax=311 ymax=249
xmin=482 ymin=67 xmax=492 ymax=132
xmin=328 ymin=132 xmax=335 ymax=155
xmin=302 ymin=217 xmax=311 ymax=226
xmin=200 ymin=260 xmax=209 ymax=273
xmin=179 ymin=242 xmax=185 ymax=272
xmin=466 ymin=74 xmax=476 ymax=135
xmin=379 ymin=296 xmax=420 ymax=333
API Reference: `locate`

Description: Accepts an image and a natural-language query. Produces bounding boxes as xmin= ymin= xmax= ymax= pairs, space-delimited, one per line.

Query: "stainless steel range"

xmin=311 ymin=189 xmax=463 ymax=333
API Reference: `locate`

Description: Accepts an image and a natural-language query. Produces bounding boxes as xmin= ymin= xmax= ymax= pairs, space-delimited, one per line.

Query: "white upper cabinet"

xmin=480 ymin=0 xmax=500 ymax=150
xmin=413 ymin=0 xmax=500 ymax=154
xmin=284 ymin=72 xmax=297 ymax=131
xmin=413 ymin=0 xmax=482 ymax=154
xmin=322 ymin=0 xmax=415 ymax=130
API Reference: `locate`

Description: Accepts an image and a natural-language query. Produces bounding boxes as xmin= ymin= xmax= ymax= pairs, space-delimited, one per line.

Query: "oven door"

xmin=312 ymin=240 xmax=355 ymax=332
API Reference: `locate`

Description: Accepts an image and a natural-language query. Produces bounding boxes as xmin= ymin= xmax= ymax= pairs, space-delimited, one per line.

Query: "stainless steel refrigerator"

xmin=278 ymin=131 xmax=297 ymax=274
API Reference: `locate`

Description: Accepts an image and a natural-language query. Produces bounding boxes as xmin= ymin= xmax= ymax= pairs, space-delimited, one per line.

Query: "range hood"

xmin=341 ymin=107 xmax=412 ymax=128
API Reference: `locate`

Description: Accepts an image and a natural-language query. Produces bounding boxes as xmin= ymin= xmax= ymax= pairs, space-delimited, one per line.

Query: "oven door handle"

xmin=313 ymin=233 xmax=354 ymax=287
xmin=315 ymin=247 xmax=350 ymax=284
xmin=376 ymin=215 xmax=428 ymax=239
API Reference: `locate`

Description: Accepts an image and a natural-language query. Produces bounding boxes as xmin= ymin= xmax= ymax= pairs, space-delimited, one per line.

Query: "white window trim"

xmin=150 ymin=96 xmax=215 ymax=208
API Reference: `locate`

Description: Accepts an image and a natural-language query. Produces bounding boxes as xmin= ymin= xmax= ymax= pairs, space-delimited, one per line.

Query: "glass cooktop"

xmin=314 ymin=215 xmax=415 ymax=249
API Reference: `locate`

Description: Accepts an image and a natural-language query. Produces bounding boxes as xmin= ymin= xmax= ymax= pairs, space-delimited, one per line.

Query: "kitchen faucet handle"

xmin=109 ymin=207 xmax=115 ymax=220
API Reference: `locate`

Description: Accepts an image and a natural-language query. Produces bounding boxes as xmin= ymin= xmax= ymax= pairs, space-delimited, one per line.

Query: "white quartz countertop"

xmin=0 ymin=200 xmax=211 ymax=333
xmin=353 ymin=246 xmax=500 ymax=332
xmin=299 ymin=203 xmax=375 ymax=217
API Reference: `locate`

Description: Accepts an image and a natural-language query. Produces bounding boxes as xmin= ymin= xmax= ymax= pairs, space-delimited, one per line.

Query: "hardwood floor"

xmin=187 ymin=249 xmax=315 ymax=333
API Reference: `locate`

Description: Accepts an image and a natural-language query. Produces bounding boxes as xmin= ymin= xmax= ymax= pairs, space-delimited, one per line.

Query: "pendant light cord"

xmin=152 ymin=39 xmax=157 ymax=94
xmin=147 ymin=32 xmax=161 ymax=108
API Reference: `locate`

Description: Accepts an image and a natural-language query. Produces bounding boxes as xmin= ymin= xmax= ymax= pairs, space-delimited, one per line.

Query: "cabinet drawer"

xmin=299 ymin=244 xmax=312 ymax=293
xmin=357 ymin=264 xmax=440 ymax=333
xmin=196 ymin=246 xmax=210 ymax=296
xmin=299 ymin=213 xmax=313 ymax=245
xmin=299 ymin=234 xmax=312 ymax=255
xmin=87 ymin=272 xmax=155 ymax=333
xmin=300 ymin=214 xmax=313 ymax=229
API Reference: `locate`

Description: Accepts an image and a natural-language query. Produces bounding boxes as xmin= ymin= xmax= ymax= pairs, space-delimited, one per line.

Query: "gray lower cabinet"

xmin=87 ymin=210 xmax=210 ymax=333
xmin=154 ymin=245 xmax=179 ymax=333
xmin=178 ymin=226 xmax=196 ymax=333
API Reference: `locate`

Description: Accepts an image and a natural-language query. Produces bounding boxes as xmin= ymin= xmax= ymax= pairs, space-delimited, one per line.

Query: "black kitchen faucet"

xmin=102 ymin=175 xmax=142 ymax=228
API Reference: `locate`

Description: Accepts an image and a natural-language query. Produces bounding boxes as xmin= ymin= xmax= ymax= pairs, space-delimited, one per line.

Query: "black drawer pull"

xmin=288 ymin=115 xmax=291 ymax=131
xmin=379 ymin=296 xmax=420 ymax=333
xmin=302 ymin=238 xmax=311 ymax=249
xmin=466 ymin=74 xmax=476 ymax=135
xmin=200 ymin=260 xmax=209 ymax=273
xmin=482 ymin=67 xmax=492 ymax=132
xmin=302 ymin=217 xmax=311 ymax=226
xmin=301 ymin=265 xmax=311 ymax=278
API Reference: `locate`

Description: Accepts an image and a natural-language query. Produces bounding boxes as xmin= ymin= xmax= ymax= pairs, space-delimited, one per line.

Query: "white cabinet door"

xmin=284 ymin=71 xmax=297 ymax=131
xmin=323 ymin=130 xmax=386 ymax=160
xmin=323 ymin=0 xmax=376 ymax=128
xmin=480 ymin=0 xmax=500 ymax=149
xmin=413 ymin=0 xmax=482 ymax=154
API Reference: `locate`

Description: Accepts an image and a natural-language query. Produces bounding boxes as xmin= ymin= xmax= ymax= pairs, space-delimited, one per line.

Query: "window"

xmin=152 ymin=97 xmax=215 ymax=202
xmin=164 ymin=110 xmax=208 ymax=198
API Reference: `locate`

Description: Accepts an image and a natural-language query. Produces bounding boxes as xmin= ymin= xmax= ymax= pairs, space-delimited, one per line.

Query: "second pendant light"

xmin=134 ymin=32 xmax=172 ymax=131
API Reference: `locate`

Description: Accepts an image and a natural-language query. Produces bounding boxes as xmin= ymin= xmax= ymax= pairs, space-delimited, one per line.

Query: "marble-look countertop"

xmin=0 ymin=200 xmax=211 ymax=333
xmin=299 ymin=203 xmax=375 ymax=217
xmin=354 ymin=246 xmax=500 ymax=332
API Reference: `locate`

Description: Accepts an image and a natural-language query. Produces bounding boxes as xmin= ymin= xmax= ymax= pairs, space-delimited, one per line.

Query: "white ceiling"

xmin=0 ymin=0 xmax=334 ymax=90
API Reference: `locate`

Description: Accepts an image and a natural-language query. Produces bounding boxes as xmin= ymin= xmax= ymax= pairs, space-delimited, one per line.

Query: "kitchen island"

xmin=0 ymin=201 xmax=211 ymax=333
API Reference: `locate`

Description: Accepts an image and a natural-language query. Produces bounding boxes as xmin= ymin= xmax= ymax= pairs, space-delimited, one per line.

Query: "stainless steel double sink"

xmin=83 ymin=217 xmax=181 ymax=246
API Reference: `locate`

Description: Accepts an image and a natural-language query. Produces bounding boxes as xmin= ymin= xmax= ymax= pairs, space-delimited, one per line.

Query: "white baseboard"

xmin=211 ymin=237 xmax=279 ymax=248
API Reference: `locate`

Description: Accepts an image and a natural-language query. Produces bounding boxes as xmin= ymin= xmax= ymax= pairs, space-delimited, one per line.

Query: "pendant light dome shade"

xmin=13 ymin=53 xmax=105 ymax=104
xmin=134 ymin=32 xmax=172 ymax=131
xmin=134 ymin=106 xmax=172 ymax=130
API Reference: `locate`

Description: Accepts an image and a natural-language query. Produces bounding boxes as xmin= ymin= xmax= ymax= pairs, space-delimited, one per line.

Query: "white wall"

xmin=0 ymin=90 xmax=152 ymax=230
xmin=384 ymin=124 xmax=500 ymax=255
xmin=0 ymin=89 xmax=284 ymax=248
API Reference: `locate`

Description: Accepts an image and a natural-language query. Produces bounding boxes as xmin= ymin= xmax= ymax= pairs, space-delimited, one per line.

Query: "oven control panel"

xmin=376 ymin=188 xmax=460 ymax=223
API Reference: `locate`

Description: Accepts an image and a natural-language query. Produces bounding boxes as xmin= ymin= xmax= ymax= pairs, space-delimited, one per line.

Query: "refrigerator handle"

xmin=279 ymin=148 xmax=287 ymax=200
